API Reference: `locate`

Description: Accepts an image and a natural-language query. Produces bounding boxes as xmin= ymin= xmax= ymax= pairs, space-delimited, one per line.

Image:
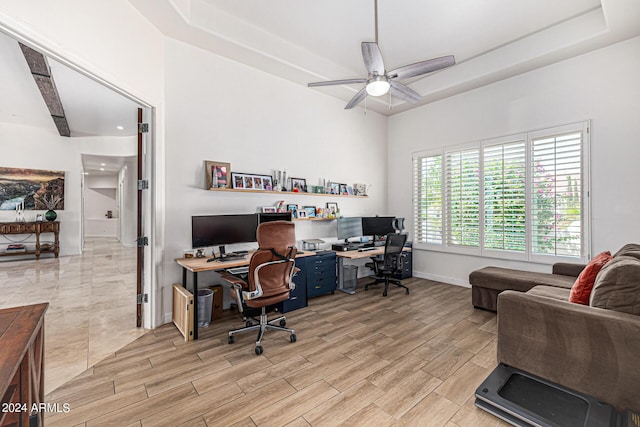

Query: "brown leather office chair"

xmin=365 ymin=233 xmax=409 ymax=296
xmin=224 ymin=221 xmax=298 ymax=355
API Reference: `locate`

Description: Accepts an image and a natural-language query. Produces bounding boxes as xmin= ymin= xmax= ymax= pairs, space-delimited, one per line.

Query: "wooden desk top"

xmin=176 ymin=250 xmax=316 ymax=273
xmin=335 ymin=246 xmax=411 ymax=260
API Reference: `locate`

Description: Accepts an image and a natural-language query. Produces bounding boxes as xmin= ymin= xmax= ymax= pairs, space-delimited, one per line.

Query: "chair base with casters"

xmin=364 ymin=275 xmax=410 ymax=297
xmin=227 ymin=306 xmax=296 ymax=355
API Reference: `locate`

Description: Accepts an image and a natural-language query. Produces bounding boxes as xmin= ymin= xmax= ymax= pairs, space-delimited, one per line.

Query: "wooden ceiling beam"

xmin=19 ymin=42 xmax=71 ymax=137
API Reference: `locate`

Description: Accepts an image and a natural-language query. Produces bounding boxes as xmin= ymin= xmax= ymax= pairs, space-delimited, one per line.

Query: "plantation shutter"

xmin=483 ymin=141 xmax=526 ymax=252
xmin=445 ymin=148 xmax=480 ymax=247
xmin=531 ymin=132 xmax=583 ymax=257
xmin=413 ymin=154 xmax=443 ymax=244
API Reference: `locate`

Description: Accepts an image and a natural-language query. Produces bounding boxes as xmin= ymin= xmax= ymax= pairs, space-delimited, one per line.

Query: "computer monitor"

xmin=258 ymin=212 xmax=292 ymax=223
xmin=191 ymin=214 xmax=258 ymax=248
xmin=362 ymin=216 xmax=396 ymax=240
xmin=337 ymin=217 xmax=363 ymax=243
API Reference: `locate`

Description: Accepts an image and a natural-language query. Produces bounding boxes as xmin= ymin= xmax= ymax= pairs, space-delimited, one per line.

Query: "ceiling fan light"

xmin=366 ymin=77 xmax=390 ymax=97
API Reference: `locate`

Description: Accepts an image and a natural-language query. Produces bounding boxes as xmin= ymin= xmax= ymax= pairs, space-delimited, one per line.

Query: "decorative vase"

xmin=45 ymin=210 xmax=57 ymax=222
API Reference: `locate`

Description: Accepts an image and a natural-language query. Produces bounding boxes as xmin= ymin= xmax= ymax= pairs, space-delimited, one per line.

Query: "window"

xmin=413 ymin=122 xmax=589 ymax=262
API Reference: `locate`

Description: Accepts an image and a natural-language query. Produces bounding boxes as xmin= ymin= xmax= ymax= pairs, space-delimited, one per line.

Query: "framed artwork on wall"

xmin=0 ymin=167 xmax=65 ymax=210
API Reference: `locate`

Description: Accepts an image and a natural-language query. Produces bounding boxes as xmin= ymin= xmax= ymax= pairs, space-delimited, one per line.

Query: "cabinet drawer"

xmin=309 ymin=262 xmax=336 ymax=276
xmin=307 ymin=276 xmax=336 ymax=297
xmin=39 ymin=222 xmax=58 ymax=232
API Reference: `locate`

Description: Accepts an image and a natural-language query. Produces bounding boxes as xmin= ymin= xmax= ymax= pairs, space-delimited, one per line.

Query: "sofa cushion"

xmin=469 ymin=266 xmax=575 ymax=293
xmin=613 ymin=243 xmax=640 ymax=260
xmin=569 ymin=251 xmax=612 ymax=305
xmin=590 ymin=255 xmax=640 ymax=315
xmin=527 ymin=285 xmax=571 ymax=300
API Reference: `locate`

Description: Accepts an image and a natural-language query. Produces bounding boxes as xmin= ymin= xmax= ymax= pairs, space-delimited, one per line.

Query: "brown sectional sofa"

xmin=473 ymin=244 xmax=640 ymax=411
xmin=469 ymin=262 xmax=584 ymax=311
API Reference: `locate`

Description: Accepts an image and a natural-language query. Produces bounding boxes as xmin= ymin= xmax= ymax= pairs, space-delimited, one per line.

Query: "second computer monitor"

xmin=362 ymin=216 xmax=396 ymax=238
xmin=337 ymin=217 xmax=363 ymax=242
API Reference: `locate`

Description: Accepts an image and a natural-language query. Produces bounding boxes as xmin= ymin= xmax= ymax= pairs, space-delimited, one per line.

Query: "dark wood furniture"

xmin=0 ymin=303 xmax=48 ymax=427
xmin=0 ymin=221 xmax=60 ymax=259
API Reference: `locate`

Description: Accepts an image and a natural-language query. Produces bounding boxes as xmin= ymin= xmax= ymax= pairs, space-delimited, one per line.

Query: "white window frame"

xmin=412 ymin=121 xmax=591 ymax=264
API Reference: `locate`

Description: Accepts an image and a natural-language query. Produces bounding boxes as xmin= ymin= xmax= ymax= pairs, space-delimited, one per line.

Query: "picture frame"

xmin=287 ymin=204 xmax=298 ymax=218
xmin=303 ymin=206 xmax=316 ymax=218
xmin=290 ymin=177 xmax=307 ymax=192
xmin=346 ymin=185 xmax=354 ymax=196
xmin=205 ymin=161 xmax=231 ymax=189
xmin=298 ymin=210 xmax=307 ymax=219
xmin=326 ymin=202 xmax=338 ymax=214
xmin=231 ymin=172 xmax=273 ymax=190
xmin=340 ymin=184 xmax=348 ymax=195
xmin=329 ymin=182 xmax=341 ymax=195
xmin=261 ymin=206 xmax=276 ymax=213
xmin=36 ymin=214 xmax=44 ymax=222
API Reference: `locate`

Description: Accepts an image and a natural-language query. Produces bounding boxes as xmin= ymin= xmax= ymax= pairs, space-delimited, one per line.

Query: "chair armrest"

xmin=219 ymin=271 xmax=246 ymax=286
xmin=497 ymin=290 xmax=640 ymax=411
xmin=552 ymin=262 xmax=585 ymax=277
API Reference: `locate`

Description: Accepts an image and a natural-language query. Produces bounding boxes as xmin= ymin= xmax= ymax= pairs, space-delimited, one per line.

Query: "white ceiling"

xmin=131 ymin=0 xmax=640 ymax=115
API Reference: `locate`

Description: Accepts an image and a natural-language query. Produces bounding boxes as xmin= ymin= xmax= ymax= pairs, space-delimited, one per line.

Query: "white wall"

xmin=161 ymin=38 xmax=388 ymax=319
xmin=388 ymin=36 xmax=640 ymax=286
xmin=84 ymin=174 xmax=117 ymax=237
xmin=0 ymin=122 xmax=82 ymax=256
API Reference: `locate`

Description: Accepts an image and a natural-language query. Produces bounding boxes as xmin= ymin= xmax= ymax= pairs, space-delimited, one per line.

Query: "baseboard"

xmin=412 ymin=270 xmax=470 ymax=288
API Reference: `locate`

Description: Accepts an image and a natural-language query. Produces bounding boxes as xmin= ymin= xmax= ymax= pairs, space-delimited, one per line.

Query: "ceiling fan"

xmin=308 ymin=0 xmax=455 ymax=109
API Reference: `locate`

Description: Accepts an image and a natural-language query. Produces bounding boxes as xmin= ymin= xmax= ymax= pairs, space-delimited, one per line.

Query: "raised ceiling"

xmin=131 ymin=0 xmax=640 ymax=115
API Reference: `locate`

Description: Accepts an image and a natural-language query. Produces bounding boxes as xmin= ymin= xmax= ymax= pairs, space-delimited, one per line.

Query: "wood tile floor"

xmin=0 ymin=238 xmax=146 ymax=394
xmin=44 ymin=277 xmax=508 ymax=427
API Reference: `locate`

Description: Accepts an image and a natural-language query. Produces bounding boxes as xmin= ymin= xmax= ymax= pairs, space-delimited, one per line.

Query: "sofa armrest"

xmin=497 ymin=290 xmax=640 ymax=411
xmin=551 ymin=262 xmax=585 ymax=277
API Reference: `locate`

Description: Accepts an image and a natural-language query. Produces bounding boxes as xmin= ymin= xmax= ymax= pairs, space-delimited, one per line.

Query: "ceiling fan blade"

xmin=389 ymin=80 xmax=421 ymax=104
xmin=361 ymin=42 xmax=385 ymax=75
xmin=345 ymin=87 xmax=367 ymax=109
xmin=388 ymin=55 xmax=455 ymax=80
xmin=308 ymin=78 xmax=367 ymax=87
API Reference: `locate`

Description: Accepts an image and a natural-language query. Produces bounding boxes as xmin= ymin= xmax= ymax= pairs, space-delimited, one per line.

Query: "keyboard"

xmin=358 ymin=247 xmax=377 ymax=252
xmin=221 ymin=255 xmax=246 ymax=261
xmin=227 ymin=266 xmax=249 ymax=275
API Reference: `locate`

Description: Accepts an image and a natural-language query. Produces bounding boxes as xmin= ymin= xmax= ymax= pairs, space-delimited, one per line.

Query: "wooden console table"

xmin=0 ymin=303 xmax=48 ymax=427
xmin=0 ymin=221 xmax=60 ymax=259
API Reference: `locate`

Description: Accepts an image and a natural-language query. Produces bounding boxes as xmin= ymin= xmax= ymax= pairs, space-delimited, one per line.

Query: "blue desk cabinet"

xmin=394 ymin=250 xmax=412 ymax=279
xmin=306 ymin=252 xmax=337 ymax=298
xmin=277 ymin=257 xmax=308 ymax=313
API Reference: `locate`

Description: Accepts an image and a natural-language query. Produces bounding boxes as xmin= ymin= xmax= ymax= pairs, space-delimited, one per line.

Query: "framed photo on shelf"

xmin=303 ymin=206 xmax=316 ymax=218
xmin=287 ymin=204 xmax=298 ymax=218
xmin=346 ymin=185 xmax=354 ymax=195
xmin=329 ymin=182 xmax=341 ymax=195
xmin=340 ymin=184 xmax=348 ymax=195
xmin=205 ymin=160 xmax=231 ymax=189
xmin=231 ymin=172 xmax=273 ymax=190
xmin=290 ymin=177 xmax=307 ymax=192
xmin=298 ymin=210 xmax=307 ymax=219
xmin=326 ymin=202 xmax=338 ymax=214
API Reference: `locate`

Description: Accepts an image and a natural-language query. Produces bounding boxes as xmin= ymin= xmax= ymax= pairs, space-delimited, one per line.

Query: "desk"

xmin=335 ymin=247 xmax=412 ymax=294
xmin=176 ymin=251 xmax=315 ymax=339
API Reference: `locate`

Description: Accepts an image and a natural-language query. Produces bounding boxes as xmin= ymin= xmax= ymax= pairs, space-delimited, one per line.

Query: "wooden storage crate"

xmin=172 ymin=284 xmax=194 ymax=341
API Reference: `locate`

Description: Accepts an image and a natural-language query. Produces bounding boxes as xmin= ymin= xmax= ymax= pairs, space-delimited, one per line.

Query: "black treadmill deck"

xmin=475 ymin=364 xmax=618 ymax=427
